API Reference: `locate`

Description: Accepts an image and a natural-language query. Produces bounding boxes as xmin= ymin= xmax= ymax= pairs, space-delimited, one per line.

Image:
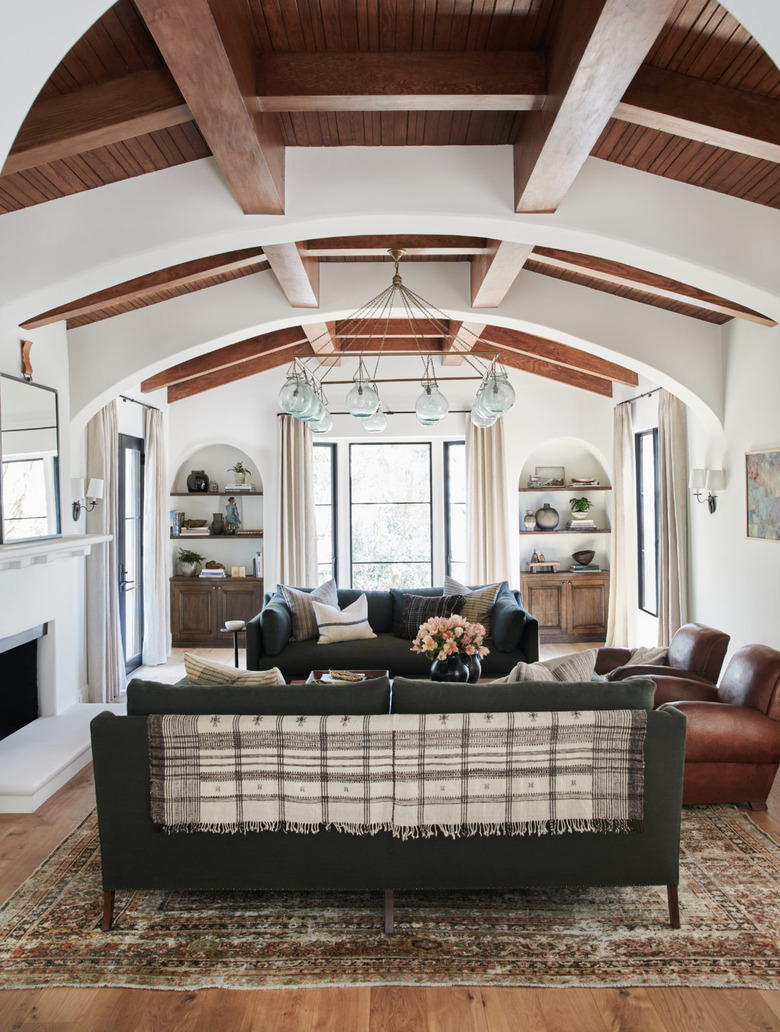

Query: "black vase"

xmin=187 ymin=470 xmax=209 ymax=493
xmin=430 ymin=654 xmax=470 ymax=682
xmin=464 ymin=654 xmax=482 ymax=683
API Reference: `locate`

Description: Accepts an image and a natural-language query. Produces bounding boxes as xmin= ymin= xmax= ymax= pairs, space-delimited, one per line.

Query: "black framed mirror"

xmin=0 ymin=374 xmax=61 ymax=543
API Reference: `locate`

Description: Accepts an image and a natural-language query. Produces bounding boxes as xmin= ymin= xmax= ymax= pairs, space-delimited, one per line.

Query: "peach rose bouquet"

xmin=410 ymin=613 xmax=490 ymax=662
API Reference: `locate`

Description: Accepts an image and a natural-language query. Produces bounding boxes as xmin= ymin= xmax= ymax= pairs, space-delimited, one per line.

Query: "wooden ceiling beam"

xmin=497 ymin=348 xmax=614 ymax=397
xmin=2 ymin=68 xmax=191 ymax=176
xmin=134 ymin=0 xmax=285 ymax=215
xmin=531 ymin=247 xmax=776 ymax=327
xmin=142 ymin=326 xmax=307 ymax=393
xmin=513 ymin=0 xmax=678 ymax=213
xmin=482 ymin=325 xmax=637 ymax=387
xmin=303 ymin=322 xmax=341 ymax=366
xmin=617 ymin=64 xmax=780 ymax=166
xmin=167 ymin=341 xmax=311 ymax=403
xmin=263 ymin=242 xmax=320 ymax=308
xmin=304 ymin=236 xmax=488 ymax=257
xmin=334 ymin=318 xmax=450 ymax=338
xmin=471 ymin=241 xmax=534 ymax=307
xmin=255 ymin=51 xmax=546 ymax=112
xmin=21 ymin=248 xmax=267 ymax=330
xmin=442 ymin=321 xmax=484 ymax=366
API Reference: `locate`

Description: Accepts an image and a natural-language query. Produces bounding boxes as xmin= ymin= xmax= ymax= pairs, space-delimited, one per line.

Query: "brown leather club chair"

xmin=653 ymin=644 xmax=780 ymax=810
xmin=595 ymin=622 xmax=730 ymax=685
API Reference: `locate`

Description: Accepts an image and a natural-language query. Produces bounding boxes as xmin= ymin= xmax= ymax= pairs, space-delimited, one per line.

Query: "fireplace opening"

xmin=0 ymin=625 xmax=45 ymax=740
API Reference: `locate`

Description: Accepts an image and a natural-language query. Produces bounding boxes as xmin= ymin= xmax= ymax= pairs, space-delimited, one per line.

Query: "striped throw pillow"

xmin=395 ymin=593 xmax=465 ymax=640
xmin=280 ymin=579 xmax=338 ymax=641
xmin=183 ymin=653 xmax=285 ymax=686
xmin=312 ymin=594 xmax=377 ymax=645
xmin=443 ymin=576 xmax=503 ymax=636
xmin=506 ymin=649 xmax=598 ymax=683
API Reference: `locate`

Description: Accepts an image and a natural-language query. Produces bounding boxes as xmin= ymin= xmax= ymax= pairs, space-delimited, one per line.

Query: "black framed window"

xmin=313 ymin=442 xmax=337 ymax=584
xmin=636 ymin=428 xmax=659 ymax=616
xmin=349 ymin=442 xmax=432 ymax=589
xmin=444 ymin=441 xmax=466 ymax=581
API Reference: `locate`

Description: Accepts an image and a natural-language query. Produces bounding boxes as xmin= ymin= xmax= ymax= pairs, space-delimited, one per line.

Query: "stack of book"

xmin=566 ymin=519 xmax=597 ymax=531
xmin=199 ymin=568 xmax=226 ymax=578
xmin=169 ymin=510 xmax=185 ymax=536
xmin=185 ymin=525 xmax=210 ymax=536
xmin=225 ymin=483 xmax=254 ymax=493
xmin=570 ymin=563 xmax=601 ymax=572
xmin=570 ymin=477 xmax=599 ymax=487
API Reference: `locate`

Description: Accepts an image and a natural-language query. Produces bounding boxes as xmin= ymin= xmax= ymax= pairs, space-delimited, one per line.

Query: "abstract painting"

xmin=746 ymin=449 xmax=780 ymax=540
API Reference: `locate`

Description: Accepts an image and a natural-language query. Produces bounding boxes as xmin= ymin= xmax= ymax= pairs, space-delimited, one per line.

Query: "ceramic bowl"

xmin=572 ymin=550 xmax=595 ymax=566
xmin=224 ymin=619 xmax=246 ymax=632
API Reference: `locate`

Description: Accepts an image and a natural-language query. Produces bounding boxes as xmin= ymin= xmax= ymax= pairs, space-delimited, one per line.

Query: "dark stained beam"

xmin=142 ymin=326 xmax=307 ymax=394
xmin=304 ymin=236 xmax=488 ymax=257
xmin=21 ymin=249 xmax=267 ymax=330
xmin=134 ymin=0 xmax=285 ymax=214
xmin=255 ymin=51 xmax=546 ymax=112
xmin=497 ymin=348 xmax=614 ymax=397
xmin=167 ymin=341 xmax=311 ymax=402
xmin=2 ymin=68 xmax=191 ymax=176
xmin=617 ymin=64 xmax=780 ymax=166
xmin=471 ymin=241 xmax=534 ymax=307
xmin=531 ymin=247 xmax=776 ymax=327
xmin=263 ymin=242 xmax=319 ymax=308
xmin=482 ymin=324 xmax=638 ymax=387
xmin=334 ymin=318 xmax=450 ymax=338
xmin=514 ymin=0 xmax=678 ymax=213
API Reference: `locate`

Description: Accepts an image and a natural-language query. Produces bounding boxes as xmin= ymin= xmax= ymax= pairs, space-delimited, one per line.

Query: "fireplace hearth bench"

xmin=90 ymin=675 xmax=686 ymax=933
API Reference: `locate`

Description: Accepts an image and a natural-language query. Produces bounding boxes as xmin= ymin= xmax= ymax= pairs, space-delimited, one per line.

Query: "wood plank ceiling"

xmin=5 ymin=0 xmax=779 ymax=401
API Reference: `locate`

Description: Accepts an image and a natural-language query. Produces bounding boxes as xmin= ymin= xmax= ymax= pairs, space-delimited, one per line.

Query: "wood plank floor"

xmin=2 ymin=653 xmax=779 ymax=1030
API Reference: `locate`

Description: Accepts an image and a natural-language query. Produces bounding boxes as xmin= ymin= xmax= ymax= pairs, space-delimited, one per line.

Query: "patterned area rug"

xmin=1 ymin=805 xmax=778 ymax=990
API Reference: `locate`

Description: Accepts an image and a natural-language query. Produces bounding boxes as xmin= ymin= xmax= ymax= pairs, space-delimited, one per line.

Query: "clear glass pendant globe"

xmin=302 ymin=396 xmax=325 ymax=422
xmin=482 ymin=373 xmax=516 ymax=414
xmin=278 ymin=377 xmax=314 ymax=416
xmin=363 ymin=409 xmax=387 ymax=433
xmin=471 ymin=406 xmax=497 ymax=428
xmin=310 ymin=410 xmax=333 ymax=434
xmin=415 ymin=385 xmax=449 ymax=425
xmin=346 ymin=381 xmax=379 ymax=417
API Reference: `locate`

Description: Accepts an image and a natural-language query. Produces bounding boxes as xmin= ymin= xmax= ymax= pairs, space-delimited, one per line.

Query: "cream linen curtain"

xmin=142 ymin=407 xmax=170 ymax=665
xmin=606 ymin=402 xmax=637 ymax=647
xmin=465 ymin=418 xmax=511 ymax=583
xmin=657 ymin=389 xmax=689 ymax=644
xmin=277 ymin=414 xmax=317 ymax=585
xmin=85 ymin=400 xmax=126 ymax=702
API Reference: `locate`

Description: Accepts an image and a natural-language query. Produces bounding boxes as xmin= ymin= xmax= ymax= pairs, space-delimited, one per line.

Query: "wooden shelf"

xmin=171 ymin=533 xmax=264 ymax=539
xmin=170 ymin=491 xmax=262 ymax=497
xmin=518 ymin=486 xmax=611 ymax=493
xmin=521 ymin=529 xmax=611 ymax=535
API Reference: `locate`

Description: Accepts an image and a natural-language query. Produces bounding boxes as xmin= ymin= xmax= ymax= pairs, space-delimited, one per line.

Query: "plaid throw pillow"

xmin=443 ymin=576 xmax=503 ymax=636
xmin=395 ymin=593 xmax=465 ymax=640
xmin=312 ymin=594 xmax=377 ymax=644
xmin=183 ymin=653 xmax=285 ymax=686
xmin=280 ymin=579 xmax=338 ymax=641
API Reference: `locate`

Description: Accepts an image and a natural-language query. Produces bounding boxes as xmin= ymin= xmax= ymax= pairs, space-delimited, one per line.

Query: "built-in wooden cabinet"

xmin=520 ymin=570 xmax=609 ymax=643
xmin=170 ymin=576 xmax=264 ymax=648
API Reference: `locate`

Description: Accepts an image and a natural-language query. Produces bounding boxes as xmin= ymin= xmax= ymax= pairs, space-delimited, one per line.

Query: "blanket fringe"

xmin=161 ymin=817 xmax=644 ymax=837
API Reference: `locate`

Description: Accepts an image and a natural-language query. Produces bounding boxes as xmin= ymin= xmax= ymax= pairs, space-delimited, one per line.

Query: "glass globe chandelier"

xmin=277 ymin=249 xmax=517 ymax=434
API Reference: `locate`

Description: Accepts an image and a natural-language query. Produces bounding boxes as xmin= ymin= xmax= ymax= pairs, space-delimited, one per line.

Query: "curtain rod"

xmin=120 ymin=394 xmax=160 ymax=412
xmin=616 ymin=387 xmax=660 ymax=406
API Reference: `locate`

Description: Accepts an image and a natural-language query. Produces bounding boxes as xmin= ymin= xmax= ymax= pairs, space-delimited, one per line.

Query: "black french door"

xmin=118 ymin=434 xmax=144 ymax=673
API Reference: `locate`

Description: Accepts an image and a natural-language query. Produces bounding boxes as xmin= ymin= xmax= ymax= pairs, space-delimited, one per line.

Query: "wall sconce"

xmin=689 ymin=468 xmax=723 ymax=514
xmin=71 ymin=478 xmax=103 ymax=521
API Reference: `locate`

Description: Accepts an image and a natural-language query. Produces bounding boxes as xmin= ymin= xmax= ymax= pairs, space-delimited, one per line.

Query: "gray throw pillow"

xmin=395 ymin=593 xmax=465 ymax=640
xmin=442 ymin=576 xmax=505 ymax=636
xmin=280 ymin=579 xmax=338 ymax=641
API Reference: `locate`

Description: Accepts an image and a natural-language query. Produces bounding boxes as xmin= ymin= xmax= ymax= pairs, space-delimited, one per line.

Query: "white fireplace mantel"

xmin=0 ymin=534 xmax=111 ymax=571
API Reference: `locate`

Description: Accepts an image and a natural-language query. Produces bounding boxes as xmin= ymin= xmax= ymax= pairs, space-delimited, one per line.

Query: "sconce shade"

xmin=86 ymin=478 xmax=103 ymax=500
xmin=705 ymin=469 xmax=724 ymax=492
xmin=689 ymin=469 xmax=706 ymax=490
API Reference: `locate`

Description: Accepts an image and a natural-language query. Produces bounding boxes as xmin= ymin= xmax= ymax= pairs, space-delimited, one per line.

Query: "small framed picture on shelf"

xmin=535 ymin=465 xmax=565 ymax=487
xmin=230 ymin=565 xmax=247 ymax=578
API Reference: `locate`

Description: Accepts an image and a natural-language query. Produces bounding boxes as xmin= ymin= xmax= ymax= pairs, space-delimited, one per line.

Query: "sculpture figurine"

xmin=225 ymin=496 xmax=241 ymax=533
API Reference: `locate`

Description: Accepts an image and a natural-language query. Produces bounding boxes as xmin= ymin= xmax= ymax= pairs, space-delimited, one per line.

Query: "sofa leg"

xmin=667 ymin=884 xmax=680 ymax=929
xmin=384 ymin=890 xmax=394 ymax=935
xmin=102 ymin=889 xmax=115 ymax=931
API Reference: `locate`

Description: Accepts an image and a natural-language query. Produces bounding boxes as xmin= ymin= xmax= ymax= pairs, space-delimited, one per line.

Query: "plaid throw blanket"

xmin=148 ymin=711 xmax=647 ymax=837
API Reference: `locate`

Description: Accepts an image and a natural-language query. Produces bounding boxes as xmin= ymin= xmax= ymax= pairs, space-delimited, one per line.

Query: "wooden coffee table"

xmin=306 ymin=669 xmax=389 ymax=683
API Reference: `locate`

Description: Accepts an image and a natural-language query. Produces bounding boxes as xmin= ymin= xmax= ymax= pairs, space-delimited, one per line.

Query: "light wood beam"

xmin=304 ymin=235 xmax=488 ymax=257
xmin=21 ymin=248 xmax=267 ymax=330
xmin=303 ymin=322 xmax=340 ymax=366
xmin=471 ymin=241 xmax=534 ymax=307
xmin=482 ymin=324 xmax=637 ymax=387
xmin=134 ymin=0 xmax=285 ymax=214
xmin=531 ymin=247 xmax=776 ymax=327
xmin=498 ymin=348 xmax=614 ymax=396
xmin=617 ymin=64 xmax=780 ymax=166
xmin=442 ymin=322 xmax=485 ymax=366
xmin=263 ymin=242 xmax=320 ymax=308
xmin=141 ymin=326 xmax=307 ymax=394
xmin=513 ymin=0 xmax=678 ymax=213
xmin=167 ymin=342 xmax=310 ymax=402
xmin=2 ymin=68 xmax=191 ymax=176
xmin=255 ymin=51 xmax=546 ymax=112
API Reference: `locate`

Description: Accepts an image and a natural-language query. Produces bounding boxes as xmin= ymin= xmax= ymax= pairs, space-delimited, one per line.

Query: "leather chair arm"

xmin=606 ymin=665 xmax=715 ymax=684
xmin=637 ymin=675 xmax=719 ymax=708
xmin=658 ymin=701 xmax=780 ymax=764
xmin=595 ymin=648 xmax=632 ymax=675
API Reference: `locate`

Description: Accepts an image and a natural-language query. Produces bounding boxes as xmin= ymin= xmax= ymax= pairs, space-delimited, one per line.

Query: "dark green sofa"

xmin=245 ymin=585 xmax=540 ymax=680
xmin=90 ymin=675 xmax=686 ymax=932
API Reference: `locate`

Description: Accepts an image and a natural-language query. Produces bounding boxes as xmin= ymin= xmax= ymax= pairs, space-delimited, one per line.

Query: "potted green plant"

xmin=569 ymin=496 xmax=594 ymax=522
xmin=227 ymin=460 xmax=251 ymax=486
xmin=178 ymin=547 xmax=205 ymax=577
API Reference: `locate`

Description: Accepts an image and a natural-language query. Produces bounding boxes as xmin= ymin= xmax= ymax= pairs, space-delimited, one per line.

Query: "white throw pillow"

xmin=312 ymin=594 xmax=377 ymax=645
xmin=506 ymin=649 xmax=598 ymax=683
xmin=183 ymin=653 xmax=285 ymax=686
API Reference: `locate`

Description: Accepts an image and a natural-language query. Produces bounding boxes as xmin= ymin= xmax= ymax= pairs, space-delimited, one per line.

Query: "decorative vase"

xmin=523 ymin=510 xmax=536 ymax=532
xmin=187 ymin=470 xmax=208 ymax=493
xmin=224 ymin=519 xmax=237 ymax=536
xmin=430 ymin=654 xmax=470 ymax=682
xmin=234 ymin=470 xmax=246 ymax=485
xmin=180 ymin=561 xmax=200 ymax=577
xmin=534 ymin=502 xmax=559 ymax=530
xmin=464 ymin=654 xmax=482 ymax=683
xmin=211 ymin=513 xmax=224 ymax=535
